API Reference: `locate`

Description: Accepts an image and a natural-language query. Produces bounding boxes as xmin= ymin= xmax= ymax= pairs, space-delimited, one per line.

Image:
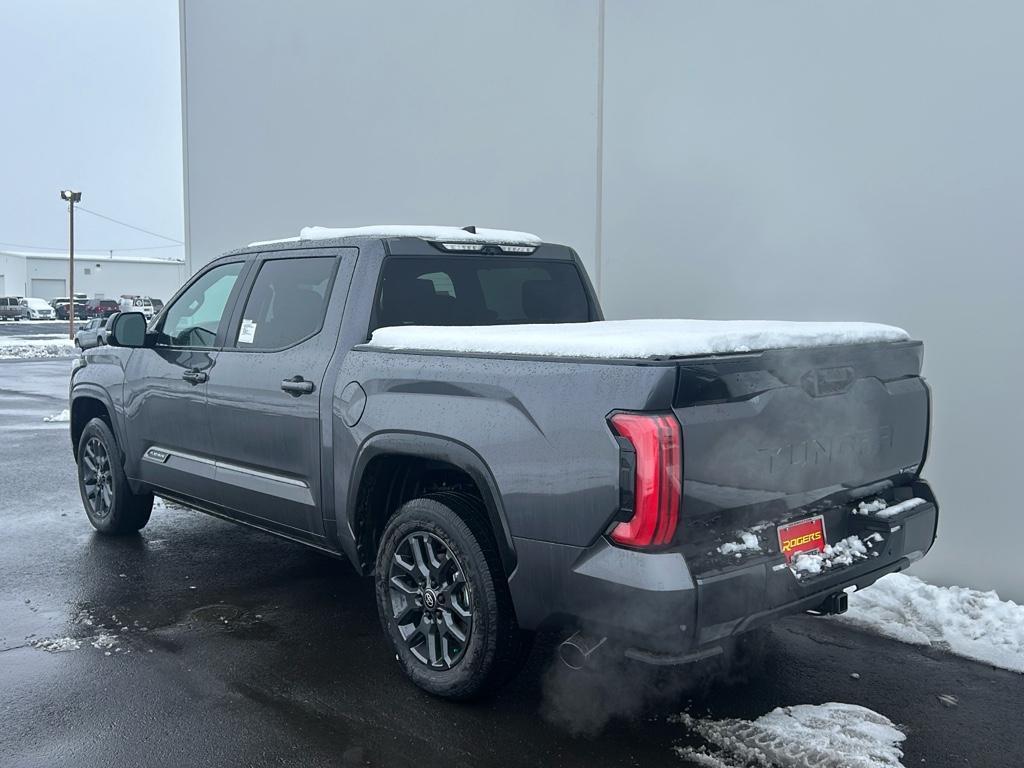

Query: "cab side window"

xmin=156 ymin=262 xmax=243 ymax=348
xmin=232 ymin=256 xmax=336 ymax=350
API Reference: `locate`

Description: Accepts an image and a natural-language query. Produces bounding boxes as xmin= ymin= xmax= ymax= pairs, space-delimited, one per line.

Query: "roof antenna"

xmin=462 ymin=225 xmax=477 ymax=234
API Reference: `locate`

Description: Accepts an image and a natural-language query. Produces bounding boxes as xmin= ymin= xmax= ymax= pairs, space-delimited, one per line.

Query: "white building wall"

xmin=180 ymin=0 xmax=600 ymax=275
xmin=598 ymin=1 xmax=1024 ymax=600
xmin=180 ymin=1 xmax=1024 ymax=600
xmin=1 ymin=252 xmax=187 ymax=301
xmin=0 ymin=252 xmax=28 ymax=296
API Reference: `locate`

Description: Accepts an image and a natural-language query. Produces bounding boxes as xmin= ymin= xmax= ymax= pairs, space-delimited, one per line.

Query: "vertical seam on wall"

xmin=594 ymin=0 xmax=606 ymax=299
xmin=178 ymin=0 xmax=192 ymax=275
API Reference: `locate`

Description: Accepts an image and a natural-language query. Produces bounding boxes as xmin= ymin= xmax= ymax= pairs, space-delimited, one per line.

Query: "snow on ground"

xmin=367 ymin=319 xmax=909 ymax=359
xmin=673 ymin=702 xmax=906 ymax=768
xmin=31 ymin=607 xmax=131 ymax=657
xmin=0 ymin=334 xmax=76 ymax=360
xmin=31 ymin=636 xmax=82 ymax=653
xmin=836 ymin=573 xmax=1024 ymax=674
xmin=43 ymin=408 xmax=70 ymax=422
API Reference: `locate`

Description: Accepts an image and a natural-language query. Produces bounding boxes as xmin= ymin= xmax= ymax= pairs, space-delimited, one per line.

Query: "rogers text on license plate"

xmin=777 ymin=515 xmax=827 ymax=563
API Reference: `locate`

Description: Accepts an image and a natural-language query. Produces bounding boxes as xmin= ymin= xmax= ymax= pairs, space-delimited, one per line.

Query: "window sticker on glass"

xmin=238 ymin=319 xmax=257 ymax=344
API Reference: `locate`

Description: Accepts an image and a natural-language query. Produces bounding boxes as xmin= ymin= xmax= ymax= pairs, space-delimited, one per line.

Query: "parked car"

xmin=0 ymin=296 xmax=26 ymax=320
xmin=97 ymin=312 xmax=119 ymax=345
xmin=54 ymin=300 xmax=88 ymax=320
xmin=149 ymin=298 xmax=164 ymax=315
xmin=69 ymin=226 xmax=938 ymax=700
xmin=85 ymin=299 xmax=120 ymax=318
xmin=74 ymin=316 xmax=115 ymax=349
xmin=20 ymin=297 xmax=56 ymax=320
xmin=118 ymin=295 xmax=154 ymax=319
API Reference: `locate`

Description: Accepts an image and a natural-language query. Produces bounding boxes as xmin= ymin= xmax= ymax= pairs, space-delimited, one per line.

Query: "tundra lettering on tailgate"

xmin=758 ymin=426 xmax=894 ymax=475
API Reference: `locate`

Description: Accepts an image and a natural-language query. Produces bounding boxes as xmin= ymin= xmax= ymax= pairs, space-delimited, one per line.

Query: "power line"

xmin=109 ymin=243 xmax=184 ymax=252
xmin=0 ymin=239 xmax=69 ymax=251
xmin=76 ymin=206 xmax=184 ymax=244
xmin=0 ymin=239 xmax=183 ymax=254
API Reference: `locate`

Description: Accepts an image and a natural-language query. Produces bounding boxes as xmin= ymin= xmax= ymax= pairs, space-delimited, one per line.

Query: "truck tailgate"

xmin=673 ymin=340 xmax=929 ymax=539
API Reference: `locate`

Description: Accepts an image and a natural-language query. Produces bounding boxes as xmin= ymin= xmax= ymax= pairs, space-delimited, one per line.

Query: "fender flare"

xmin=70 ymin=384 xmax=128 ymax=460
xmin=346 ymin=431 xmax=517 ymax=576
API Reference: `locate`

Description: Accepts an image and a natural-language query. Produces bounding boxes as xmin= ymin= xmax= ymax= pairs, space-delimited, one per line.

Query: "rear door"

xmin=124 ymin=259 xmax=248 ymax=499
xmin=203 ymin=248 xmax=356 ymax=537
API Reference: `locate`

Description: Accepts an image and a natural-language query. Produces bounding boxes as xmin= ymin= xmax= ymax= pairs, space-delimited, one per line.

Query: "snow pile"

xmin=837 ymin=573 xmax=1024 ymax=673
xmin=367 ymin=319 xmax=909 ymax=360
xmin=718 ymin=531 xmax=763 ymax=557
xmin=43 ymin=408 xmax=71 ymax=423
xmin=673 ymin=702 xmax=906 ymax=767
xmin=853 ymin=497 xmax=927 ymax=519
xmin=250 ymin=224 xmax=542 ymax=247
xmin=791 ymin=535 xmax=880 ymax=577
xmin=91 ymin=633 xmax=120 ymax=654
xmin=32 ymin=636 xmax=82 ymax=653
xmin=0 ymin=335 xmax=77 ymax=360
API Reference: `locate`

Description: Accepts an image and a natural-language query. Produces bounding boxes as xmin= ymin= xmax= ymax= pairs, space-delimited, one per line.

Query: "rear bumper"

xmin=508 ymin=479 xmax=938 ymax=662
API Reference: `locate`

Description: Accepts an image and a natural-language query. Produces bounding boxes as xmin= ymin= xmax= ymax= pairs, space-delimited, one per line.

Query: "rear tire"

xmin=76 ymin=417 xmax=152 ymax=534
xmin=375 ymin=494 xmax=528 ymax=699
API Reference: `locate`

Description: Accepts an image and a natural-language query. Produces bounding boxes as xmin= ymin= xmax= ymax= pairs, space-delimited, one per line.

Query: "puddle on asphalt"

xmin=185 ymin=603 xmax=277 ymax=639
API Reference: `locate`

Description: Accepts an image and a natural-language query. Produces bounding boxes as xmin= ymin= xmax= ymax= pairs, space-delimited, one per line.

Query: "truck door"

xmin=124 ymin=259 xmax=247 ymax=500
xmin=203 ymin=248 xmax=356 ymax=538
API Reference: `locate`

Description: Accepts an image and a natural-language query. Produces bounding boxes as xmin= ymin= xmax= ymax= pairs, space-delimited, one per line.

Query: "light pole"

xmin=59 ymin=190 xmax=82 ymax=340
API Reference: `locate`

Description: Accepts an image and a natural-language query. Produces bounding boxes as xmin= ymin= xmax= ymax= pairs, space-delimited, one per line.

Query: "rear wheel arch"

xmin=347 ymin=434 xmax=516 ymax=578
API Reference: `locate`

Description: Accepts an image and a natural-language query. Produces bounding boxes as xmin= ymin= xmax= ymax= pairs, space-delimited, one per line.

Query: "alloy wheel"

xmin=388 ymin=531 xmax=473 ymax=669
xmin=81 ymin=437 xmax=114 ymax=519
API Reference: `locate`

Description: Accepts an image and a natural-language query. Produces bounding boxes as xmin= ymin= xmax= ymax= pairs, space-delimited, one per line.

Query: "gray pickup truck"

xmin=69 ymin=226 xmax=938 ymax=699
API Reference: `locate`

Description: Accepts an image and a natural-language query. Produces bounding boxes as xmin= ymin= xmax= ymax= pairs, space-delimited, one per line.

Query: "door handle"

xmin=281 ymin=376 xmax=315 ymax=396
xmin=182 ymin=369 xmax=208 ymax=385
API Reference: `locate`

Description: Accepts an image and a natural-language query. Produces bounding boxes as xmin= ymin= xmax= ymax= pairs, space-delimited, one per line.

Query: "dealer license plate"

xmin=777 ymin=515 xmax=827 ymax=563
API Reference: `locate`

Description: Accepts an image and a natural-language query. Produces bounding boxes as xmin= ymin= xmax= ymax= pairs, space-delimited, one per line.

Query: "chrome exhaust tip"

xmin=558 ymin=631 xmax=608 ymax=670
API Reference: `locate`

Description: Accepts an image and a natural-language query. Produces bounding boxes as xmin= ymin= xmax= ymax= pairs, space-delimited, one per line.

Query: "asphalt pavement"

xmin=1 ymin=358 xmax=1021 ymax=768
xmin=0 ymin=319 xmax=83 ymax=338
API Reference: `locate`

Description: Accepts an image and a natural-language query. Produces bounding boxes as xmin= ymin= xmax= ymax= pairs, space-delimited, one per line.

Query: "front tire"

xmin=375 ymin=494 xmax=527 ymax=699
xmin=76 ymin=417 xmax=153 ymax=534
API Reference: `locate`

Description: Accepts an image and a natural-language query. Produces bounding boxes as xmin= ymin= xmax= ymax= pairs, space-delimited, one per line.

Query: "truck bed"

xmin=365 ymin=318 xmax=910 ymax=359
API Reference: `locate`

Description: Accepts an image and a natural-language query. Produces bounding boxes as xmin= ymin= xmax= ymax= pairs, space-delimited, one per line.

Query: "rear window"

xmin=372 ymin=257 xmax=593 ymax=331
xmin=233 ymin=256 xmax=337 ymax=349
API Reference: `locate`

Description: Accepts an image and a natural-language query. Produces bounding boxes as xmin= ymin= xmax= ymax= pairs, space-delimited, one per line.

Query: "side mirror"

xmin=108 ymin=311 xmax=148 ymax=348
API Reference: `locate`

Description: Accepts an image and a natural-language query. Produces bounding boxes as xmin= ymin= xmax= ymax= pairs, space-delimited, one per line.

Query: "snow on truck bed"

xmin=366 ymin=319 xmax=909 ymax=359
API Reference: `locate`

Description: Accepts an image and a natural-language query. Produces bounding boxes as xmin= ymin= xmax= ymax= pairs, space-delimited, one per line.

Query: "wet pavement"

xmin=2 ymin=358 xmax=1022 ymax=767
xmin=0 ymin=319 xmax=83 ymax=338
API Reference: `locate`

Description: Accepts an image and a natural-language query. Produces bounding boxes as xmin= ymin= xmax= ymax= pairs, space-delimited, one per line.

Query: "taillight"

xmin=607 ymin=412 xmax=682 ymax=548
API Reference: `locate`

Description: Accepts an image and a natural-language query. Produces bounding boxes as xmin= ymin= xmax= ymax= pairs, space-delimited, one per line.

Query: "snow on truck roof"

xmin=248 ymin=225 xmax=542 ymax=248
xmin=366 ymin=319 xmax=911 ymax=360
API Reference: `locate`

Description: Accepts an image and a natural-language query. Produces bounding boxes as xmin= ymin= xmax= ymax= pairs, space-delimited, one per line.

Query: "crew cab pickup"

xmin=69 ymin=225 xmax=938 ymax=699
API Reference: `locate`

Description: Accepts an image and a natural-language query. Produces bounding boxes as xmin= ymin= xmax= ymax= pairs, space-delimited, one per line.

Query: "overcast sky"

xmin=0 ymin=1 xmax=183 ymax=259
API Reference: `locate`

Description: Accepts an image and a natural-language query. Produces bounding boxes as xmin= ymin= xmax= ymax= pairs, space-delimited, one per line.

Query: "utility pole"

xmin=60 ymin=190 xmax=82 ymax=340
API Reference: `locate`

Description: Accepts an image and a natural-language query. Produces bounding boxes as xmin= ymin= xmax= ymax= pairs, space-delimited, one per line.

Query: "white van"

xmin=119 ymin=296 xmax=154 ymax=319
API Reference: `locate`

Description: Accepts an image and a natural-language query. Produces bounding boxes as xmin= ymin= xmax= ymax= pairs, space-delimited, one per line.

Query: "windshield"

xmin=372 ymin=256 xmax=593 ymax=331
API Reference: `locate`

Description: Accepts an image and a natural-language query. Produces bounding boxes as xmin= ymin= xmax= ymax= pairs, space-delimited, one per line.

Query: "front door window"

xmin=155 ymin=262 xmax=243 ymax=348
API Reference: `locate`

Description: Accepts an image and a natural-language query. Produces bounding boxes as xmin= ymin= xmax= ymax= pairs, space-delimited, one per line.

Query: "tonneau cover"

xmin=366 ymin=319 xmax=909 ymax=359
